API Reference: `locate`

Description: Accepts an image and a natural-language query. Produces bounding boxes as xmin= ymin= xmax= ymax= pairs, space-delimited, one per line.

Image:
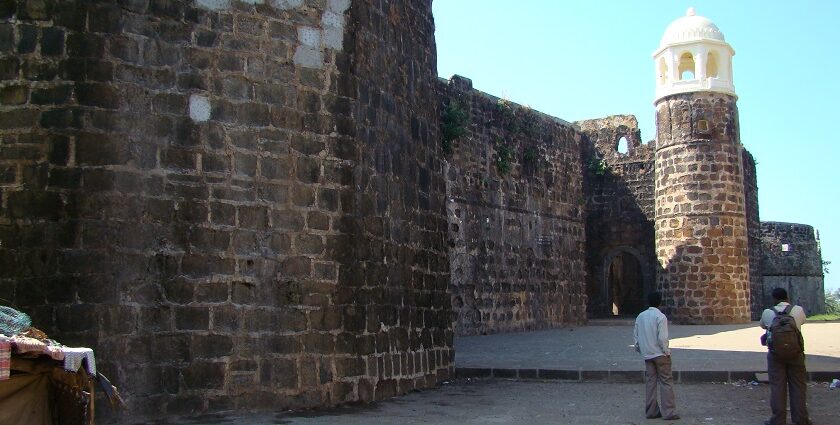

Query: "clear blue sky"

xmin=433 ymin=1 xmax=839 ymax=291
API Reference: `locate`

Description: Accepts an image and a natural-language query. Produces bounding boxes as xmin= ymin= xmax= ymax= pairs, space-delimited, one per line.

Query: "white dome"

xmin=652 ymin=8 xmax=736 ymax=104
xmin=660 ymin=7 xmax=725 ymax=47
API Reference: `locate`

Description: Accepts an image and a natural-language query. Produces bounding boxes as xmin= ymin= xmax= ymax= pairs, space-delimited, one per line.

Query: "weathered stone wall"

xmin=440 ymin=76 xmax=587 ymax=336
xmin=577 ymin=115 xmax=655 ymax=318
xmin=760 ymin=222 xmax=824 ymax=314
xmin=742 ymin=149 xmax=763 ymax=319
xmin=654 ymin=92 xmax=751 ymax=324
xmin=345 ymin=0 xmax=453 ymax=403
xmin=0 ymin=0 xmax=451 ymax=419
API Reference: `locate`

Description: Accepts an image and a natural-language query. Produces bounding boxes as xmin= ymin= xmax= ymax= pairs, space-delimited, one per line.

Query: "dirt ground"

xmin=155 ymin=379 xmax=840 ymax=425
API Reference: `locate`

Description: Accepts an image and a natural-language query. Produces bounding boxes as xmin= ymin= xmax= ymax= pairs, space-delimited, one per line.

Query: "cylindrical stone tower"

xmin=653 ymin=8 xmax=751 ymax=324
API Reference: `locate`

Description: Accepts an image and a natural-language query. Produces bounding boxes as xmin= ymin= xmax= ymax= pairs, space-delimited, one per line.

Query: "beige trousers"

xmin=644 ymin=355 xmax=676 ymax=418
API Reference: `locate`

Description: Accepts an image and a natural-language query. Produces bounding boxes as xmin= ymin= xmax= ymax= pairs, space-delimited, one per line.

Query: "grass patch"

xmin=807 ymin=313 xmax=840 ymax=321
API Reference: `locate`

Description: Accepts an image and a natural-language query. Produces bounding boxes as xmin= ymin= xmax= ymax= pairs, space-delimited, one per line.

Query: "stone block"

xmin=309 ymin=307 xmax=341 ymax=331
xmin=139 ymin=307 xmax=172 ymax=333
xmin=5 ymin=190 xmax=62 ymax=220
xmin=0 ymin=2 xmax=13 ymax=19
xmin=162 ymin=148 xmax=198 ymax=171
xmin=238 ymin=205 xmax=268 ymax=230
xmin=302 ymin=332 xmax=334 ymax=355
xmin=271 ymin=358 xmax=298 ymax=389
xmin=279 ymin=256 xmax=310 ymax=278
xmin=31 ymin=84 xmax=72 ymax=105
xmin=210 ymin=202 xmax=236 ymax=226
xmin=175 ymin=306 xmax=210 ymax=330
xmin=17 ymin=24 xmax=37 ymax=53
xmin=75 ymin=82 xmax=120 ymax=109
xmin=214 ymin=75 xmax=253 ymax=100
xmin=211 ymin=304 xmax=241 ymax=333
xmin=264 ymin=335 xmax=302 ymax=355
xmin=317 ymin=188 xmax=338 ymax=211
xmin=0 ymin=57 xmax=19 ymax=79
xmin=195 ymin=281 xmax=229 ymax=303
xmin=183 ymin=361 xmax=226 ymax=390
xmin=0 ymin=108 xmax=38 ymax=129
xmin=0 ymin=24 xmax=12 ymax=53
xmin=0 ymin=84 xmax=29 ymax=105
xmin=78 ymin=132 xmax=129 ymax=167
xmin=295 ymin=234 xmax=324 ymax=255
xmin=374 ymin=379 xmax=398 ymax=400
xmin=234 ymin=152 xmax=257 ymax=177
xmin=335 ymin=356 xmax=365 ymax=378
xmin=181 ymin=254 xmax=235 ymax=277
xmin=268 ymin=233 xmax=291 ymax=254
xmin=232 ymin=230 xmax=257 ymax=255
xmin=55 ymin=304 xmax=98 ymax=333
xmin=290 ymin=186 xmax=315 ymax=207
xmin=191 ymin=334 xmax=234 ymax=358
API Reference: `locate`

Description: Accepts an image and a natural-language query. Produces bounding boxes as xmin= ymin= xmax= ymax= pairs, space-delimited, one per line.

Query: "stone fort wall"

xmin=760 ymin=222 xmax=825 ymax=314
xmin=0 ymin=0 xmax=451 ymax=419
xmin=0 ymin=0 xmax=825 ymax=419
xmin=742 ymin=149 xmax=763 ymax=319
xmin=576 ymin=116 xmax=656 ymax=318
xmin=439 ymin=76 xmax=587 ymax=336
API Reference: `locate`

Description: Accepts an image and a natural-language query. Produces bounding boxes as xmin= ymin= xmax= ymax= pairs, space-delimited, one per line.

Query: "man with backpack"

xmin=760 ymin=287 xmax=811 ymax=425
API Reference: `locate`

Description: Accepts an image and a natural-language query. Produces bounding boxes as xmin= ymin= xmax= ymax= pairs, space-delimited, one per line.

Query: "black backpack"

xmin=767 ymin=305 xmax=805 ymax=361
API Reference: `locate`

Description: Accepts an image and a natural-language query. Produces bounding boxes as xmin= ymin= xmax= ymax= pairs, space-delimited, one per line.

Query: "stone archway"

xmin=601 ymin=246 xmax=650 ymax=317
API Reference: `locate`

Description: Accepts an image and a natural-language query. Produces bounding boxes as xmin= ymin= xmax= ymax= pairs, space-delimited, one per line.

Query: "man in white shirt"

xmin=634 ymin=291 xmax=679 ymax=420
xmin=760 ymin=287 xmax=811 ymax=425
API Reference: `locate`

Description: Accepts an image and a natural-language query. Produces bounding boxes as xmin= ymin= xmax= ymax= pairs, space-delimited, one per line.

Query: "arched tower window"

xmin=658 ymin=57 xmax=669 ymax=85
xmin=617 ymin=136 xmax=629 ymax=154
xmin=706 ymin=51 xmax=719 ymax=78
xmin=678 ymin=52 xmax=695 ymax=80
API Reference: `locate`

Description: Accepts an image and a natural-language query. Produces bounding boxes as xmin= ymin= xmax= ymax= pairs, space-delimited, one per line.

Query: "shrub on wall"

xmin=441 ymin=101 xmax=468 ymax=154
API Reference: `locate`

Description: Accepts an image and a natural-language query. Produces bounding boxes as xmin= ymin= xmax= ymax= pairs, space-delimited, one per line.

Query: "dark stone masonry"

xmin=576 ymin=115 xmax=655 ymax=319
xmin=1 ymin=0 xmax=451 ymax=419
xmin=440 ymin=76 xmax=586 ymax=336
xmin=0 ymin=0 xmax=824 ymax=421
xmin=760 ymin=222 xmax=825 ymax=314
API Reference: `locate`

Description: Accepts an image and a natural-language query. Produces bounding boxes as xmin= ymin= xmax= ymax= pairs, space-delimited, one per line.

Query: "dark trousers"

xmin=767 ymin=352 xmax=809 ymax=425
xmin=644 ymin=355 xmax=676 ymax=418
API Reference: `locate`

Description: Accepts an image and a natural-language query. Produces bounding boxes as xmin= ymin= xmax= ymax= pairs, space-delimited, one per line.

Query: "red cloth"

xmin=0 ymin=338 xmax=10 ymax=381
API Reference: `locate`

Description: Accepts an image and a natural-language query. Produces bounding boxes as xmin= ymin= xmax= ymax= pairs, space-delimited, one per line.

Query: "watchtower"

xmin=653 ymin=8 xmax=751 ymax=324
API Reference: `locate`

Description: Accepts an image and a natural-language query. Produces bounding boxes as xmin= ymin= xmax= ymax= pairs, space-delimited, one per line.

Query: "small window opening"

xmin=617 ymin=136 xmax=629 ymax=154
xmin=678 ymin=52 xmax=695 ymax=80
xmin=696 ymin=120 xmax=709 ymax=132
xmin=706 ymin=52 xmax=719 ymax=78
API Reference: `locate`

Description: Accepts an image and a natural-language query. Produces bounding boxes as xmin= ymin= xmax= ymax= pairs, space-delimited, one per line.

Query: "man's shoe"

xmin=662 ymin=415 xmax=680 ymax=420
xmin=646 ymin=413 xmax=662 ymax=419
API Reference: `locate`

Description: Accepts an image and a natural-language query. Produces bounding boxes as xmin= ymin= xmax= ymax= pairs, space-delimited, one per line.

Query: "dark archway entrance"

xmin=606 ymin=251 xmax=645 ymax=316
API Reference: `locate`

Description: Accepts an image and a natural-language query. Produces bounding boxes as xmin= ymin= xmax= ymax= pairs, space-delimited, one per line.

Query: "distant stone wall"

xmin=577 ymin=116 xmax=655 ymax=317
xmin=742 ymin=149 xmax=762 ymax=319
xmin=0 ymin=0 xmax=451 ymax=420
xmin=760 ymin=222 xmax=824 ymax=314
xmin=439 ymin=76 xmax=587 ymax=336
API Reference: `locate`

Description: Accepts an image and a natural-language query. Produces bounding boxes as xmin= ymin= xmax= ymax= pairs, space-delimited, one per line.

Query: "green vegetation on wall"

xmin=588 ymin=156 xmax=610 ymax=176
xmin=441 ymin=101 xmax=468 ymax=155
xmin=495 ymin=142 xmax=514 ymax=175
